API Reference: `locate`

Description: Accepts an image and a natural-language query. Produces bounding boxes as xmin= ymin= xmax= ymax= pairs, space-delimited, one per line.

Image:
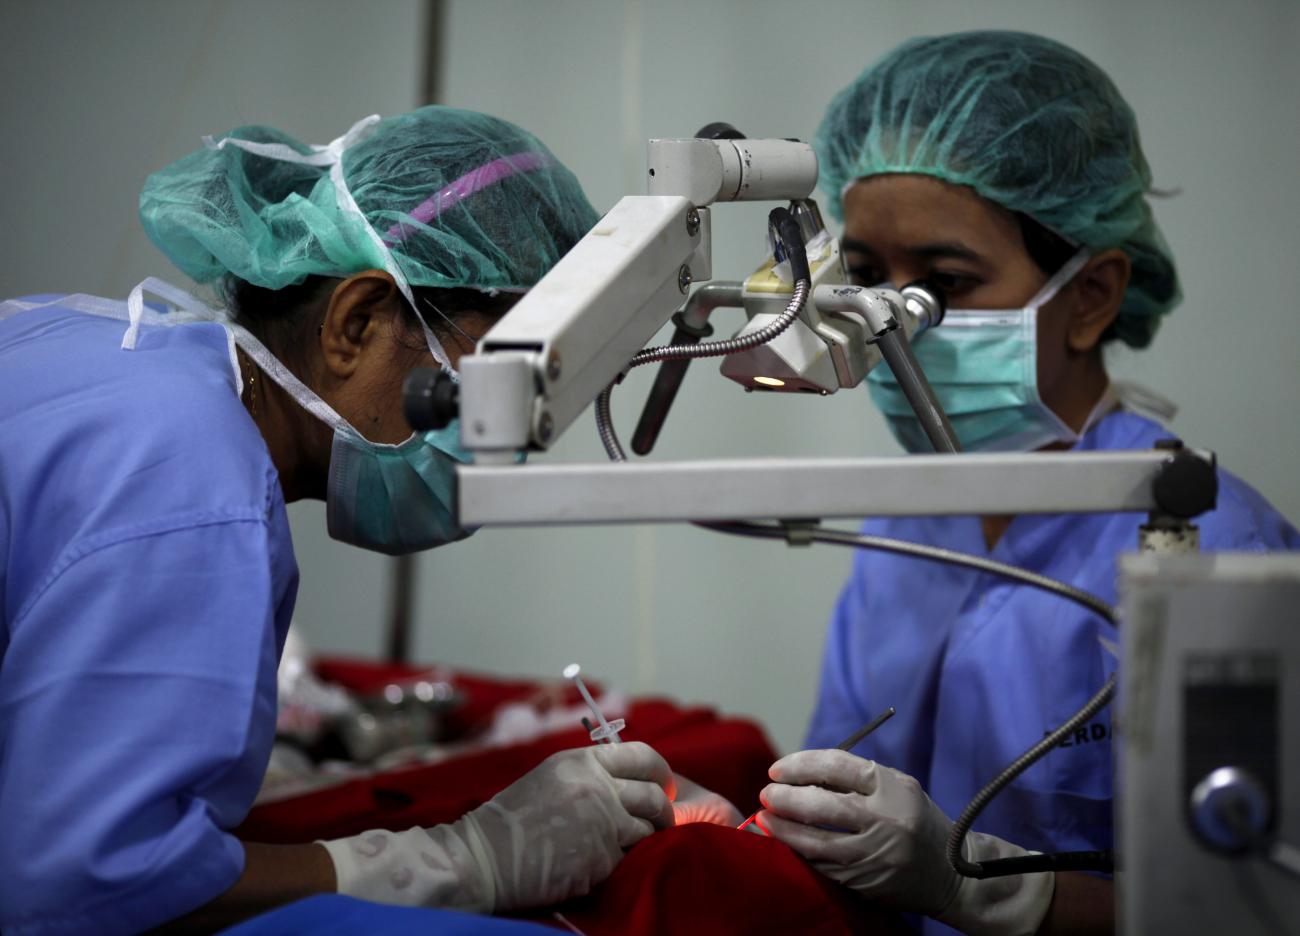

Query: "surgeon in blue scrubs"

xmin=0 ymin=107 xmax=707 ymax=935
xmin=755 ymin=32 xmax=1300 ymax=936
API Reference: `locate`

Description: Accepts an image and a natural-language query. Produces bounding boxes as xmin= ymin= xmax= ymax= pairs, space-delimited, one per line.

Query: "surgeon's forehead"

xmin=839 ymin=174 xmax=1023 ymax=257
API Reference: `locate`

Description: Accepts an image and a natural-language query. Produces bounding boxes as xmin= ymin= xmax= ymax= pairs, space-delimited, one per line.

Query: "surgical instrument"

xmin=737 ymin=706 xmax=897 ymax=832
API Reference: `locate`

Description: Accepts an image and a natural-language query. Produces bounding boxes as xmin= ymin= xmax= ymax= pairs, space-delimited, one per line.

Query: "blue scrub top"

xmin=0 ymin=297 xmax=299 ymax=935
xmin=805 ymin=410 xmax=1299 ymax=935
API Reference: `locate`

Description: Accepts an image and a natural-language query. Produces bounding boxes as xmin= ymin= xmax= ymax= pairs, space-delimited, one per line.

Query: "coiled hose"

xmin=596 ymin=278 xmax=809 ymax=461
xmin=596 ymin=204 xmax=811 ymax=462
xmin=946 ymin=675 xmax=1117 ymax=878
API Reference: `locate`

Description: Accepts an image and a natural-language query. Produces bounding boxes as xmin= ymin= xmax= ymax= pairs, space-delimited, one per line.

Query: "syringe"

xmin=564 ymin=663 xmax=625 ymax=744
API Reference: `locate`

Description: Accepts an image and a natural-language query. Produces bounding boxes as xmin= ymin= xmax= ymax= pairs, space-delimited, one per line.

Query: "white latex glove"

xmin=671 ymin=773 xmax=743 ymax=826
xmin=323 ymin=741 xmax=676 ymax=913
xmin=758 ymin=750 xmax=1054 ymax=936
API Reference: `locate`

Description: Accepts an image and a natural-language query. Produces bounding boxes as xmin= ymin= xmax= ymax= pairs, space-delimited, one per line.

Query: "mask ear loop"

xmin=226 ymin=322 xmax=354 ymax=434
xmin=228 ymin=320 xmax=431 ymax=451
xmin=1025 ymin=249 xmax=1092 ymax=310
xmin=1022 ymin=248 xmax=1096 ymax=445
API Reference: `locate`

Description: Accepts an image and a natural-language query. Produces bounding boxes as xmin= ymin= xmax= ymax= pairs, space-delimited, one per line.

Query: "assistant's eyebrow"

xmin=841 ymin=236 xmax=987 ymax=265
xmin=911 ymin=241 xmax=986 ymax=264
xmin=840 ymin=236 xmax=879 ymax=257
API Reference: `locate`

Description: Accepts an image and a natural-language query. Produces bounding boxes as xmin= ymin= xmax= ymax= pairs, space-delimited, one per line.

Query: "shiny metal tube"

xmin=875 ymin=327 xmax=961 ymax=454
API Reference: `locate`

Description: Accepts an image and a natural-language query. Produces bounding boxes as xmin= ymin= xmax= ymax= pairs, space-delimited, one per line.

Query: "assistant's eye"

xmin=926 ymin=269 xmax=982 ymax=298
xmin=846 ymin=265 xmax=884 ymax=287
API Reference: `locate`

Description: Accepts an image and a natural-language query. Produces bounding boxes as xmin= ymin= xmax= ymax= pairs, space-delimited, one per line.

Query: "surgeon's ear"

xmin=1066 ymin=249 xmax=1130 ymax=353
xmin=318 ymin=270 xmax=404 ymax=378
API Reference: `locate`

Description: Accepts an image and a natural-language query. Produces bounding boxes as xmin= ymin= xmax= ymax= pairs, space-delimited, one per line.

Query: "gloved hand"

xmin=671 ymin=773 xmax=743 ymax=826
xmin=322 ymin=741 xmax=676 ymax=913
xmin=758 ymin=750 xmax=1054 ymax=936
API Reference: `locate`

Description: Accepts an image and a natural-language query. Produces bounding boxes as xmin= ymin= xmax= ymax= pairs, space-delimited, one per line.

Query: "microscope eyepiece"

xmin=402 ymin=367 xmax=460 ymax=431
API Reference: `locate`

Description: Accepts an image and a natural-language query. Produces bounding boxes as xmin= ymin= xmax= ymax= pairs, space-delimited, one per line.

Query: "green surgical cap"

xmin=139 ymin=105 xmax=600 ymax=295
xmin=816 ymin=30 xmax=1180 ymax=347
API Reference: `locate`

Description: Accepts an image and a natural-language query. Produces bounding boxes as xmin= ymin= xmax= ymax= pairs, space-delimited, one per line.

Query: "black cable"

xmin=769 ymin=207 xmax=811 ymax=284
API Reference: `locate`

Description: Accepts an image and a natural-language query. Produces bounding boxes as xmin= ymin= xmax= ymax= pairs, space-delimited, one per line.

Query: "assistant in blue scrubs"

xmin=806 ymin=408 xmax=1299 ymax=860
xmin=755 ymin=30 xmax=1300 ymax=936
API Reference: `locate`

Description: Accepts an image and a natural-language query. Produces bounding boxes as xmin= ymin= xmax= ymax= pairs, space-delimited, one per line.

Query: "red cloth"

xmin=240 ymin=662 xmax=777 ymax=843
xmin=529 ymin=824 xmax=908 ymax=936
xmin=243 ymin=662 xmax=905 ymax=934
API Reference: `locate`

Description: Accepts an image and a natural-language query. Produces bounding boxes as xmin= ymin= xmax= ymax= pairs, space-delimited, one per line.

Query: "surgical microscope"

xmin=403 ymin=125 xmax=1300 ymax=934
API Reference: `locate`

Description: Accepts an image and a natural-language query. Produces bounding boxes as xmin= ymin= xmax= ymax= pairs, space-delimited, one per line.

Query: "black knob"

xmin=1152 ymin=447 xmax=1218 ymax=519
xmin=403 ymin=367 xmax=459 ymax=431
xmin=695 ymin=122 xmax=746 ymax=140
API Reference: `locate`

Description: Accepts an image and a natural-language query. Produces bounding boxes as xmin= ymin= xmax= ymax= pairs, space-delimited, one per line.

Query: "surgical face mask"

xmin=867 ymin=251 xmax=1093 ymax=453
xmin=225 ymin=318 xmax=476 ymax=554
xmin=113 ymin=277 xmax=478 ymax=554
xmin=325 ymin=420 xmax=473 ymax=556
